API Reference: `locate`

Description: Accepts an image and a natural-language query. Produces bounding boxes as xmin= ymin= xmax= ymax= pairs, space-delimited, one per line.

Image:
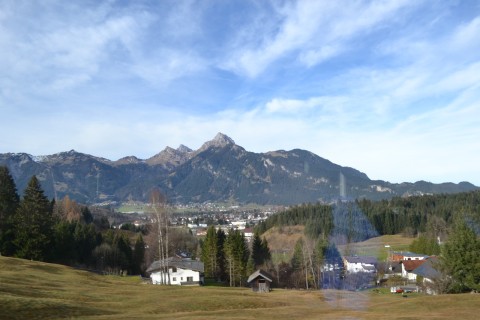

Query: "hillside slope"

xmin=1 ymin=256 xmax=480 ymax=319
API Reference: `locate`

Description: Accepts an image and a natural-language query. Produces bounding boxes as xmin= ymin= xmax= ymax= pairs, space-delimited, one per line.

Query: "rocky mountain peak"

xmin=114 ymin=156 xmax=143 ymax=165
xmin=177 ymin=144 xmax=193 ymax=153
xmin=198 ymin=133 xmax=235 ymax=152
xmin=146 ymin=145 xmax=193 ymax=167
xmin=213 ymin=132 xmax=235 ymax=144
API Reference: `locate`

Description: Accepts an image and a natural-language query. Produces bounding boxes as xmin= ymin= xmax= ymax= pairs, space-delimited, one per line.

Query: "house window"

xmin=181 ymin=277 xmax=183 ymax=281
xmin=172 ymin=277 xmax=176 ymax=282
xmin=171 ymin=267 xmax=177 ymax=272
xmin=187 ymin=277 xmax=193 ymax=282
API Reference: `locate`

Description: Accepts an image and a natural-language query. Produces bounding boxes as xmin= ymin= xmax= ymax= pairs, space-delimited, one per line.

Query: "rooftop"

xmin=147 ymin=257 xmax=204 ymax=273
xmin=247 ymin=270 xmax=273 ymax=283
xmin=344 ymin=256 xmax=377 ymax=265
xmin=401 ymin=259 xmax=426 ymax=272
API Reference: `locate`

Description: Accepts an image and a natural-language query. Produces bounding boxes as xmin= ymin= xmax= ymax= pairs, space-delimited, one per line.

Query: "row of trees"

xmin=0 ymin=166 xmax=145 ymax=275
xmin=257 ymin=194 xmax=479 ymax=293
xmin=356 ymin=191 xmax=480 ymax=236
xmin=200 ymin=226 xmax=270 ymax=286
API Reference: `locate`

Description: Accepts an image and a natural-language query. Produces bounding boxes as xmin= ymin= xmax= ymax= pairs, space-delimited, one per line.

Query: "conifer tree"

xmin=13 ymin=176 xmax=55 ymax=261
xmin=201 ymin=226 xmax=218 ymax=278
xmin=224 ymin=229 xmax=249 ymax=286
xmin=251 ymin=231 xmax=264 ymax=266
xmin=216 ymin=229 xmax=226 ymax=281
xmin=261 ymin=236 xmax=271 ymax=263
xmin=250 ymin=232 xmax=271 ymax=269
xmin=246 ymin=254 xmax=255 ymax=276
xmin=132 ymin=234 xmax=146 ymax=275
xmin=441 ymin=220 xmax=480 ymax=292
xmin=0 ymin=166 xmax=19 ymax=255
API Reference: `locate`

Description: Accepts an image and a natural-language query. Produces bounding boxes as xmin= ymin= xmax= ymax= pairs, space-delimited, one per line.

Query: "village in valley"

xmin=2 ymin=2 xmax=480 ymax=318
xmin=110 ymin=199 xmax=447 ymax=295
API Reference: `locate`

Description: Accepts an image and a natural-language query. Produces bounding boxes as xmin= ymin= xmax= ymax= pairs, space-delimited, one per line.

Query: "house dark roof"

xmin=411 ymin=257 xmax=441 ymax=279
xmin=389 ymin=261 xmax=402 ymax=273
xmin=247 ymin=270 xmax=273 ymax=283
xmin=344 ymin=256 xmax=377 ymax=265
xmin=402 ymin=259 xmax=426 ymax=272
xmin=146 ymin=257 xmax=204 ymax=273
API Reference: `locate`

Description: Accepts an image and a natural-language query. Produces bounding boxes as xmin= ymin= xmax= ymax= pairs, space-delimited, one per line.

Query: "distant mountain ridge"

xmin=0 ymin=133 xmax=477 ymax=205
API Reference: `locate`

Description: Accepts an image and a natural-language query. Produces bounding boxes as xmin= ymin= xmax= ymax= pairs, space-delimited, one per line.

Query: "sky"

xmin=1 ymin=0 xmax=480 ymax=185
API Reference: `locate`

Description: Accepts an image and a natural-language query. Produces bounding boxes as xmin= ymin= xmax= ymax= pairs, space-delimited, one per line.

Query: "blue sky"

xmin=1 ymin=0 xmax=480 ymax=185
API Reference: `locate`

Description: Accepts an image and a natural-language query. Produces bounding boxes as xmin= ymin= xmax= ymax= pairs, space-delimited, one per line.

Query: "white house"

xmin=147 ymin=257 xmax=204 ymax=286
xmin=343 ymin=256 xmax=377 ymax=273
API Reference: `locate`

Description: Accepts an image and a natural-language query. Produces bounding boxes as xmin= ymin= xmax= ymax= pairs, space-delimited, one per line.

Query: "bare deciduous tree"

xmin=150 ymin=189 xmax=170 ymax=285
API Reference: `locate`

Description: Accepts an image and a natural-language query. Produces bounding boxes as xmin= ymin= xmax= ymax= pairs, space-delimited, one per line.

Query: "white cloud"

xmin=132 ymin=49 xmax=206 ymax=86
xmin=223 ymin=0 xmax=419 ymax=77
xmin=1 ymin=1 xmax=480 ymax=186
xmin=0 ymin=3 xmax=149 ymax=99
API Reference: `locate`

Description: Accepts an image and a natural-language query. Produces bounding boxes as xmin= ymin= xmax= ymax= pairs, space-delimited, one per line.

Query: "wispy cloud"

xmin=1 ymin=1 xmax=480 ymax=185
xmin=222 ymin=0 xmax=420 ymax=77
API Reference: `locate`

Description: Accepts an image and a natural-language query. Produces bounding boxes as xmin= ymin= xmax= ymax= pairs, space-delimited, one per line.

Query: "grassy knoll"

xmin=337 ymin=234 xmax=413 ymax=260
xmin=265 ymin=227 xmax=413 ymax=263
xmin=1 ymin=256 xmax=479 ymax=319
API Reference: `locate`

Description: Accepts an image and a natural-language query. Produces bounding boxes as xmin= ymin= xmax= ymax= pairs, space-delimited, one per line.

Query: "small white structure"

xmin=147 ymin=257 xmax=204 ymax=286
xmin=343 ymin=256 xmax=377 ymax=273
xmin=243 ymin=228 xmax=254 ymax=241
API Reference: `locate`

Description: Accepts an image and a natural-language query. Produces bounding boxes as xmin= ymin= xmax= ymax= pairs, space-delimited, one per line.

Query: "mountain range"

xmin=1 ymin=133 xmax=477 ymax=205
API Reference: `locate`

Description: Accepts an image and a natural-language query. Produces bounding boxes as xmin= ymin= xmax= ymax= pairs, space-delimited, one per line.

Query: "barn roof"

xmin=247 ymin=269 xmax=273 ymax=283
xmin=146 ymin=257 xmax=204 ymax=273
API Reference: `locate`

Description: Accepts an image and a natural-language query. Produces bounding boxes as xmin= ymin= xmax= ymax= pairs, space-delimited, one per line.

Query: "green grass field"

xmin=337 ymin=234 xmax=413 ymax=260
xmin=1 ymin=256 xmax=479 ymax=319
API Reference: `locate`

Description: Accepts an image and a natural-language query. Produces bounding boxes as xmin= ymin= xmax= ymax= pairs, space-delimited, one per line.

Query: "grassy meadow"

xmin=265 ymin=227 xmax=413 ymax=264
xmin=336 ymin=234 xmax=413 ymax=260
xmin=1 ymin=256 xmax=480 ymax=319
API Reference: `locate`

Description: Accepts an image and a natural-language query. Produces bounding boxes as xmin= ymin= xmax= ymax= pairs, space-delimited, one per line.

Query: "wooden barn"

xmin=247 ymin=270 xmax=273 ymax=293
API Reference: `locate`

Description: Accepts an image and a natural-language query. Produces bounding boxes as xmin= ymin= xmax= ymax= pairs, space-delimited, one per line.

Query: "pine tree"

xmin=251 ymin=231 xmax=264 ymax=267
xmin=13 ymin=176 xmax=55 ymax=261
xmin=201 ymin=226 xmax=218 ymax=278
xmin=74 ymin=222 xmax=98 ymax=264
xmin=0 ymin=166 xmax=19 ymax=255
xmin=115 ymin=233 xmax=132 ymax=273
xmin=132 ymin=234 xmax=146 ymax=275
xmin=224 ymin=229 xmax=249 ymax=287
xmin=313 ymin=238 xmax=328 ymax=288
xmin=409 ymin=234 xmax=440 ymax=256
xmin=246 ymin=255 xmax=255 ymax=276
xmin=216 ymin=229 xmax=226 ymax=281
xmin=52 ymin=220 xmax=76 ymax=263
xmin=261 ymin=237 xmax=271 ymax=263
xmin=441 ymin=220 xmax=480 ymax=292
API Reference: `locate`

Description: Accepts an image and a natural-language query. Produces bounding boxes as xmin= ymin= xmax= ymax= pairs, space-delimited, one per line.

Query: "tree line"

xmin=200 ymin=225 xmax=270 ymax=287
xmin=0 ymin=166 xmax=145 ymax=275
xmin=255 ymin=192 xmax=480 ymax=293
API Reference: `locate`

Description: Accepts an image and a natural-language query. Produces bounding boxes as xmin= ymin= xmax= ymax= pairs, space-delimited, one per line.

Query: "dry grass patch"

xmin=337 ymin=234 xmax=413 ymax=260
xmin=1 ymin=256 xmax=479 ymax=319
